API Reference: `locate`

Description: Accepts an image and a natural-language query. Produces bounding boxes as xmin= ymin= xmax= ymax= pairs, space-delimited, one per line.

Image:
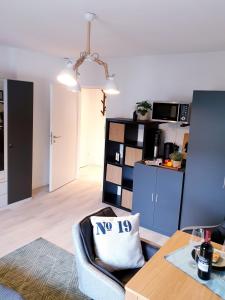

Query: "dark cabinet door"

xmin=132 ymin=163 xmax=157 ymax=229
xmin=7 ymin=80 xmax=33 ymax=204
xmin=154 ymin=168 xmax=184 ymax=236
xmin=181 ymin=91 xmax=225 ymax=228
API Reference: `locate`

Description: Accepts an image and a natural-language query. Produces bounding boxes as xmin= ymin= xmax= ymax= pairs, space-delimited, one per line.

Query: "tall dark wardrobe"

xmin=0 ymin=79 xmax=33 ymax=206
xmin=7 ymin=80 xmax=33 ymax=204
xmin=181 ymin=91 xmax=225 ymax=227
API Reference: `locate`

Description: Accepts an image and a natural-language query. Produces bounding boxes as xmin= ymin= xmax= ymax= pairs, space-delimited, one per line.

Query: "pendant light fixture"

xmin=57 ymin=12 xmax=120 ymax=95
xmin=57 ymin=60 xmax=77 ymax=87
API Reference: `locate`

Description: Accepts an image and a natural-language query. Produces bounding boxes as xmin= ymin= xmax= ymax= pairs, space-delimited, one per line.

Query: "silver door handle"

xmin=151 ymin=193 xmax=154 ymax=202
xmin=223 ymin=177 xmax=225 ymax=189
xmin=155 ymin=194 xmax=158 ymax=203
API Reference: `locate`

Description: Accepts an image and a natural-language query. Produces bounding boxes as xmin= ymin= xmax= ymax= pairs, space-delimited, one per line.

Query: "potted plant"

xmin=169 ymin=151 xmax=183 ymax=168
xmin=136 ymin=101 xmax=152 ymax=120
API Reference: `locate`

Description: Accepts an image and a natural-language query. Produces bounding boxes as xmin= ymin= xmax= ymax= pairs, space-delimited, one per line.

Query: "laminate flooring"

xmin=0 ymin=166 xmax=168 ymax=258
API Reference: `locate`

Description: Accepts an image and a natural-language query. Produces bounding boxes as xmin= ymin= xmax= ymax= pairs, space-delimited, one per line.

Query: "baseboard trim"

xmin=0 ymin=197 xmax=32 ymax=211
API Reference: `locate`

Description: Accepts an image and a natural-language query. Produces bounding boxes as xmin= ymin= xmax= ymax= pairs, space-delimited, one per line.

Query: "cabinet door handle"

xmin=223 ymin=177 xmax=225 ymax=189
xmin=151 ymin=193 xmax=154 ymax=202
xmin=155 ymin=194 xmax=158 ymax=203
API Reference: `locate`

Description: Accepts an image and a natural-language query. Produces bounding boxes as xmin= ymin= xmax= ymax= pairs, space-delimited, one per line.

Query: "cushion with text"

xmin=90 ymin=213 xmax=145 ymax=271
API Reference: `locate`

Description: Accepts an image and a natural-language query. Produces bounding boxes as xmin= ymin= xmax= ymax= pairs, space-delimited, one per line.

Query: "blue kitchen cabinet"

xmin=153 ymin=168 xmax=184 ymax=235
xmin=133 ymin=162 xmax=184 ymax=236
xmin=132 ymin=163 xmax=157 ymax=229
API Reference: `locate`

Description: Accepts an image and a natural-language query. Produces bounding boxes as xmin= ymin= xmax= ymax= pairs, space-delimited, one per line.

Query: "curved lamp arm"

xmin=94 ymin=58 xmax=109 ymax=79
xmin=73 ymin=56 xmax=86 ymax=77
xmin=74 ymin=56 xmax=109 ymax=79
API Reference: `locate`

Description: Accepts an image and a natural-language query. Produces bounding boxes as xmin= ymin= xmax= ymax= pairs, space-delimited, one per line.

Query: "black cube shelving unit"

xmin=102 ymin=118 xmax=159 ymax=211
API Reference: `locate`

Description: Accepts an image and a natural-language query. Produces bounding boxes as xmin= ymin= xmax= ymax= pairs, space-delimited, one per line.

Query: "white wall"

xmin=79 ymin=88 xmax=105 ymax=167
xmin=0 ymin=45 xmax=65 ymax=188
xmin=105 ymin=51 xmax=225 ymax=147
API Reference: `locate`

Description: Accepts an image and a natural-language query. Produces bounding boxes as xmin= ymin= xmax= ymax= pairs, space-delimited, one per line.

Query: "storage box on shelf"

xmin=106 ymin=164 xmax=122 ymax=185
xmin=125 ymin=147 xmax=142 ymax=167
xmin=102 ymin=118 xmax=159 ymax=211
xmin=108 ymin=122 xmax=125 ymax=143
xmin=121 ymin=189 xmax=133 ymax=210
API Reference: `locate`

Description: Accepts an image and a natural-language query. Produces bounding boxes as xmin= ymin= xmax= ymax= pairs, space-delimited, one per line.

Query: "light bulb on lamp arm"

xmin=70 ymin=81 xmax=81 ymax=93
xmin=70 ymin=73 xmax=81 ymax=93
xmin=57 ymin=60 xmax=78 ymax=87
xmin=104 ymin=75 xmax=120 ymax=95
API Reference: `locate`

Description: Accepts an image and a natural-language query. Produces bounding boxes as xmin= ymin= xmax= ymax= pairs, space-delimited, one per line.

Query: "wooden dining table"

xmin=125 ymin=230 xmax=222 ymax=300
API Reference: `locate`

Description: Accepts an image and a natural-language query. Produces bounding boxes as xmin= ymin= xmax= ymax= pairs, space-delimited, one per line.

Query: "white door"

xmin=49 ymin=84 xmax=78 ymax=192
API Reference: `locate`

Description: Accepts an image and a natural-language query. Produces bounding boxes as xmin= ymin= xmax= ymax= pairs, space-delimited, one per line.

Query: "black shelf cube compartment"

xmin=122 ymin=166 xmax=134 ymax=191
xmin=143 ymin=127 xmax=161 ymax=159
xmin=125 ymin=123 xmax=144 ymax=148
xmin=124 ymin=123 xmax=138 ymax=145
xmin=103 ymin=181 xmax=121 ymax=207
xmin=105 ymin=140 xmax=124 ymax=165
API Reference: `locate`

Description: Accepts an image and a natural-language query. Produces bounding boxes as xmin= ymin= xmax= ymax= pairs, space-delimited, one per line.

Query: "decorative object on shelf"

xmin=133 ymin=110 xmax=137 ymax=121
xmin=57 ymin=13 xmax=120 ymax=95
xmin=115 ymin=152 xmax=120 ymax=162
xmin=136 ymin=101 xmax=152 ymax=120
xmin=163 ymin=142 xmax=179 ymax=161
xmin=170 ymin=151 xmax=183 ymax=168
xmin=153 ymin=130 xmax=161 ymax=159
xmin=101 ymin=89 xmax=106 ymax=116
xmin=182 ymin=133 xmax=189 ymax=160
xmin=145 ymin=159 xmax=162 ymax=166
xmin=166 ymin=160 xmax=173 ymax=167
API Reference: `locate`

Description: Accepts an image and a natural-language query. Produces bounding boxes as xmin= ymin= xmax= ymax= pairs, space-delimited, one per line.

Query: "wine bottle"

xmin=197 ymin=229 xmax=213 ymax=280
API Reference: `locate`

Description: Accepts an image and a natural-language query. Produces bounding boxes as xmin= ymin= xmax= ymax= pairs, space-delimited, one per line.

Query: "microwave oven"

xmin=152 ymin=102 xmax=190 ymax=123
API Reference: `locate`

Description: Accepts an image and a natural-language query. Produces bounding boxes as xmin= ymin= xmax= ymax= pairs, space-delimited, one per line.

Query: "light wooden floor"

xmin=0 ymin=166 xmax=168 ymax=258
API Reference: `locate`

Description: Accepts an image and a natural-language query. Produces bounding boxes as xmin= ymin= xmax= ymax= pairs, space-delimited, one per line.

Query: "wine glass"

xmin=189 ymin=228 xmax=205 ymax=267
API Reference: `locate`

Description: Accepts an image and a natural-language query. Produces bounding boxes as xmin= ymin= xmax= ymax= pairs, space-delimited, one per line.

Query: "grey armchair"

xmin=72 ymin=207 xmax=159 ymax=300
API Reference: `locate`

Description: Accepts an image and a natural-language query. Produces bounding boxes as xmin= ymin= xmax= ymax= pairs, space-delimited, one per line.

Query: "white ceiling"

xmin=1 ymin=0 xmax=225 ymax=58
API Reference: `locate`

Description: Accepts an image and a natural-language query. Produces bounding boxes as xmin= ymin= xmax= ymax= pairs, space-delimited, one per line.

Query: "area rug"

xmin=0 ymin=238 xmax=90 ymax=300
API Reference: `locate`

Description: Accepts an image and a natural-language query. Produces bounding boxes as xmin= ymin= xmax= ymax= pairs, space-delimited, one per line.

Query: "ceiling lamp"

xmin=57 ymin=60 xmax=77 ymax=87
xmin=57 ymin=12 xmax=120 ymax=95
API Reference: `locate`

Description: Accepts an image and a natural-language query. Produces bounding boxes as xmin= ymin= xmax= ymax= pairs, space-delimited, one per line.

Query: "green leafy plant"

xmin=169 ymin=151 xmax=183 ymax=161
xmin=136 ymin=101 xmax=152 ymax=116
